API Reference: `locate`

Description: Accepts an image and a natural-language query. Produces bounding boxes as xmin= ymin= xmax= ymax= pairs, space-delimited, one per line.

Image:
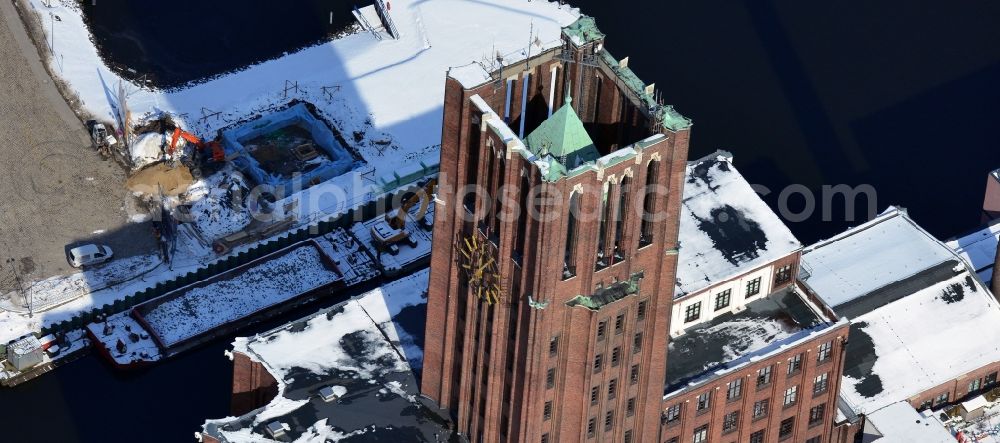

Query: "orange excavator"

xmin=168 ymin=127 xmax=226 ymax=162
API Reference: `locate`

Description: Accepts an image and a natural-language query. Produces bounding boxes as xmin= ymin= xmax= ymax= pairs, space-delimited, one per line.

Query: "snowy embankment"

xmin=26 ymin=0 xmax=578 ymax=182
xmin=139 ymin=245 xmax=340 ymax=348
xmin=2 ymin=0 xmax=578 ymax=346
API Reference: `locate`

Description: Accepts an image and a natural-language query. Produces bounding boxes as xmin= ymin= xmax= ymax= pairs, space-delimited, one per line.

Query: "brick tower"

xmin=422 ymin=17 xmax=692 ymax=442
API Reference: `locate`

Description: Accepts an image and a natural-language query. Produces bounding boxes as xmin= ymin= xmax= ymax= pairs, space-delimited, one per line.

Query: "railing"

xmin=353 ymin=6 xmax=383 ymax=41
xmin=373 ymin=0 xmax=399 ymax=39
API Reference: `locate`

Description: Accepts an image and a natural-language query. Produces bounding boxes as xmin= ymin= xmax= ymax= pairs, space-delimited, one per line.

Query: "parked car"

xmin=67 ymin=244 xmax=113 ymax=268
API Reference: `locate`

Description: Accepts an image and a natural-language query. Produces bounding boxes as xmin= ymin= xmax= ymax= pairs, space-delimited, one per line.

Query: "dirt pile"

xmin=126 ymin=162 xmax=194 ymax=196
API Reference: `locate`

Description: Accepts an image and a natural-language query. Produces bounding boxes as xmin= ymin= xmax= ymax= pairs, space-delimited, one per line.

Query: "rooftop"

xmin=840 ymin=267 xmax=1000 ymax=413
xmin=800 ymin=207 xmax=956 ymax=312
xmin=675 ymin=152 xmax=801 ymax=298
xmin=201 ymin=270 xmax=452 ymax=442
xmin=562 ymin=15 xmax=605 ymax=46
xmin=863 ymin=402 xmax=954 ymax=443
xmin=665 ymin=285 xmax=827 ymax=393
xmin=524 ymin=98 xmax=600 ymax=170
xmin=946 ymin=220 xmax=1000 ymax=283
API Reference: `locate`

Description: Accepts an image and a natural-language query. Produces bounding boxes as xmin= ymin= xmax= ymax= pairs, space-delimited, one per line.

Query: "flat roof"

xmin=800 ymin=207 xmax=956 ymax=311
xmin=946 ymin=220 xmax=1000 ymax=283
xmin=201 ymin=270 xmax=451 ymax=442
xmin=840 ymin=268 xmax=1000 ymax=413
xmin=676 ymin=151 xmax=801 ymax=298
xmin=665 ymin=286 xmax=825 ymax=392
xmin=865 ymin=402 xmax=954 ymax=443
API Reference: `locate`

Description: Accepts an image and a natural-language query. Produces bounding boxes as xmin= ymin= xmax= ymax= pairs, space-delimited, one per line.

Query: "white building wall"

xmin=670 ymin=263 xmax=776 ymax=336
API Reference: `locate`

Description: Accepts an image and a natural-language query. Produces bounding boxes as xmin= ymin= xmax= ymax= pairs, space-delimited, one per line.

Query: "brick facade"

xmin=421 ymin=25 xmax=691 ymax=443
xmin=230 ymin=351 xmax=279 ymax=417
xmin=660 ymin=323 xmax=849 ymax=443
xmin=907 ymin=362 xmax=1000 ymax=410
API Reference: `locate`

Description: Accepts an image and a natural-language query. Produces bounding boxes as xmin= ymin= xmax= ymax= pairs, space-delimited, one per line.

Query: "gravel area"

xmin=0 ymin=2 xmax=154 ymax=291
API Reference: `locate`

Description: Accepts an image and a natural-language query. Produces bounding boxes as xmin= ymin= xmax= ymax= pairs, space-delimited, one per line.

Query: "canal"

xmin=2 ymin=1 xmax=999 ymax=442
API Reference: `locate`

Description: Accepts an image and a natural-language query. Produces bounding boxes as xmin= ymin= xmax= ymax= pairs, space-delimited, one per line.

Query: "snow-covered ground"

xmin=138 ymin=244 xmax=340 ymax=348
xmin=0 ymin=253 xmax=160 ymax=314
xmin=2 ymin=0 xmax=577 ymax=366
xmin=952 ymin=400 xmax=1000 ymax=442
xmin=27 ymin=0 xmax=578 ymax=180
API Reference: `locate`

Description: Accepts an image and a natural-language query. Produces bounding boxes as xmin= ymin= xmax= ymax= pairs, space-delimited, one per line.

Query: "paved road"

xmin=0 ymin=1 xmax=153 ymax=290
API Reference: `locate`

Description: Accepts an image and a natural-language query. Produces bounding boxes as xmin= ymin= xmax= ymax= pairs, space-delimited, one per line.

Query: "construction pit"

xmin=221 ymin=103 xmax=359 ymax=197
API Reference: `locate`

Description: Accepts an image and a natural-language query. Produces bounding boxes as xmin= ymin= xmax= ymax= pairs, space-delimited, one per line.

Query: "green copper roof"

xmin=525 ymin=97 xmax=600 ymax=170
xmin=563 ymin=15 xmax=604 ymax=46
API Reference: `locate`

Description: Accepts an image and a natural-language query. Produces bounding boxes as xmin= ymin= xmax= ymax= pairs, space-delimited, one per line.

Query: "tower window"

xmin=604 ymin=411 xmax=614 ymax=432
xmin=639 ymin=160 xmax=659 ymax=247
xmin=543 ymin=401 xmax=552 ymax=420
xmin=591 ymin=386 xmax=599 ymax=405
xmin=546 ymin=368 xmax=555 ymax=389
xmin=615 ymin=314 xmax=624 ymax=334
xmin=613 ymin=176 xmax=631 ymax=261
xmin=549 ymin=336 xmax=559 ymax=356
xmin=630 ymin=364 xmax=640 ymax=384
xmin=632 ymin=332 xmax=643 ymax=353
xmin=612 ymin=347 xmax=621 ymax=366
xmin=593 ymin=354 xmax=603 ymax=373
xmin=563 ymin=192 xmax=581 ymax=279
xmin=608 ymin=378 xmax=617 ymax=400
xmin=637 ymin=300 xmax=647 ymax=321
xmin=587 ymin=417 xmax=596 ymax=438
xmin=597 ymin=320 xmax=607 ymax=340
xmin=596 ymin=182 xmax=612 ymax=270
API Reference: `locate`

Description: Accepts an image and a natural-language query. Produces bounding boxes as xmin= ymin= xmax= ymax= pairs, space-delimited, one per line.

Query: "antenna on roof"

xmin=525 ymin=21 xmax=534 ymax=71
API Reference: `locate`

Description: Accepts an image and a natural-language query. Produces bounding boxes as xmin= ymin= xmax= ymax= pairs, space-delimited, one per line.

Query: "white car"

xmin=67 ymin=244 xmax=113 ymax=268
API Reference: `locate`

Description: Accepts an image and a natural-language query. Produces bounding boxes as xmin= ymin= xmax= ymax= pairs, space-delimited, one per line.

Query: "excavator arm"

xmin=168 ymin=127 xmax=204 ymax=155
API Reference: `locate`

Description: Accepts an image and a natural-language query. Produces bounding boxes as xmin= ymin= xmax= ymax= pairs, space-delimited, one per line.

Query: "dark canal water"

xmin=2 ymin=1 xmax=1000 ymax=442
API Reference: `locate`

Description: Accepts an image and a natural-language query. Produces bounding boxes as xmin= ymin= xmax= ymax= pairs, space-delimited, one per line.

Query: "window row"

xmin=684 ymin=277 xmax=763 ymax=324
xmin=597 ymin=302 xmax=648 ymax=341
xmin=593 ymin=335 xmax=644 ymax=372
xmin=564 ymin=160 xmax=662 ymax=278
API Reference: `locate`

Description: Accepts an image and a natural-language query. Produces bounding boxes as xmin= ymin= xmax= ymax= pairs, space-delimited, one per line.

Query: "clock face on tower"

xmin=457 ymin=233 xmax=502 ymax=305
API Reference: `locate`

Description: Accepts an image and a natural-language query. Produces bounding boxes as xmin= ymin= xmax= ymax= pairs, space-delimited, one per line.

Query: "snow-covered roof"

xmin=675 ymin=152 xmax=801 ymax=298
xmin=946 ymin=220 xmax=1000 ymax=283
xmin=202 ymin=270 xmax=449 ymax=442
xmin=962 ymin=395 xmax=989 ymax=412
xmin=665 ymin=285 xmax=832 ymax=394
xmin=840 ymin=267 xmax=1000 ymax=413
xmin=800 ymin=207 xmax=956 ymax=311
xmin=864 ymin=402 xmax=953 ymax=443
